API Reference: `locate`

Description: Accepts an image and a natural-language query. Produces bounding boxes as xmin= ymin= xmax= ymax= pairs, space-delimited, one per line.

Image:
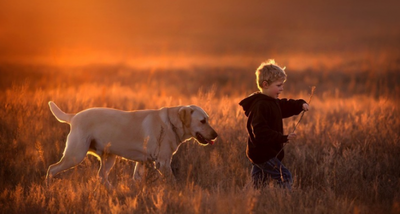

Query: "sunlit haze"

xmin=1 ymin=0 xmax=399 ymax=69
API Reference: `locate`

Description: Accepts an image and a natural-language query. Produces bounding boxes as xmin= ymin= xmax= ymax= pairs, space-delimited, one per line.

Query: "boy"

xmin=239 ymin=59 xmax=309 ymax=189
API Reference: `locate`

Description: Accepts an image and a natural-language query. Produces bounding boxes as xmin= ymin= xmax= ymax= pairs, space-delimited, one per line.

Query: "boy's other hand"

xmin=303 ymin=103 xmax=309 ymax=111
xmin=287 ymin=133 xmax=297 ymax=142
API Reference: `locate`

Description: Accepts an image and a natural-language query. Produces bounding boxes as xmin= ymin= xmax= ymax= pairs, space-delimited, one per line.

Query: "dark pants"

xmin=251 ymin=157 xmax=292 ymax=190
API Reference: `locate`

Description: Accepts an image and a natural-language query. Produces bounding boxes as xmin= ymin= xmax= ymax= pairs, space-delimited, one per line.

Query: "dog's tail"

xmin=48 ymin=101 xmax=74 ymax=124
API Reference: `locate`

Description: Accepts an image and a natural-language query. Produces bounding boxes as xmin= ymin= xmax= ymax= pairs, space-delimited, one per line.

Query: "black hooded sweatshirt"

xmin=239 ymin=92 xmax=305 ymax=164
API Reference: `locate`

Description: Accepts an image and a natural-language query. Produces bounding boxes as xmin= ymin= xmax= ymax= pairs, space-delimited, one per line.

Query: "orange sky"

xmin=1 ymin=0 xmax=399 ymax=68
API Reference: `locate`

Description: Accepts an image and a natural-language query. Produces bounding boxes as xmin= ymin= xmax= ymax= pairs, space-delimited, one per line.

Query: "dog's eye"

xmin=200 ymin=119 xmax=206 ymax=124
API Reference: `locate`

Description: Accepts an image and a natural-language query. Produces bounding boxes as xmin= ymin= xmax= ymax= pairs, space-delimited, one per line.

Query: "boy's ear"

xmin=262 ymin=81 xmax=269 ymax=88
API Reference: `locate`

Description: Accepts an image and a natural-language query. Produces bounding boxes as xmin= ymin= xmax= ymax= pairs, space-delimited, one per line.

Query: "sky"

xmin=1 ymin=0 xmax=399 ymax=68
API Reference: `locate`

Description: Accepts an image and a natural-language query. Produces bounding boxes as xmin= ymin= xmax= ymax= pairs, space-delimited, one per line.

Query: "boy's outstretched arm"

xmin=279 ymin=99 xmax=307 ymax=118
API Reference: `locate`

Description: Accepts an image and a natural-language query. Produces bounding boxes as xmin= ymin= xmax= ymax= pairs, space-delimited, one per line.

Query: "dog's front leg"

xmin=157 ymin=160 xmax=176 ymax=184
xmin=133 ymin=161 xmax=163 ymax=183
xmin=133 ymin=162 xmax=145 ymax=181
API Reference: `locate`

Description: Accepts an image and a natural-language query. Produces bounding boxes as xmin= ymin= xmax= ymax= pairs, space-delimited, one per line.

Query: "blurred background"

xmin=1 ymin=0 xmax=399 ymax=70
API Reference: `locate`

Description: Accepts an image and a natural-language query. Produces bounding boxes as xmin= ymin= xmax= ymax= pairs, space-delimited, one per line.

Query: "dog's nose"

xmin=212 ymin=130 xmax=218 ymax=139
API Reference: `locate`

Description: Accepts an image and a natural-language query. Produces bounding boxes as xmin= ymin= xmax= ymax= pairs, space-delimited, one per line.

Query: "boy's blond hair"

xmin=255 ymin=59 xmax=287 ymax=91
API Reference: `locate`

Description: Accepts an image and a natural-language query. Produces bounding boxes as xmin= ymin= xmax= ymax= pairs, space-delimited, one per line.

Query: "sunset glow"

xmin=1 ymin=0 xmax=399 ymax=68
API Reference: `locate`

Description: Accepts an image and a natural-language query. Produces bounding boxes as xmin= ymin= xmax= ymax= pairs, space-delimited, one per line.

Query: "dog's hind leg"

xmin=46 ymin=132 xmax=90 ymax=186
xmin=98 ymin=153 xmax=116 ymax=189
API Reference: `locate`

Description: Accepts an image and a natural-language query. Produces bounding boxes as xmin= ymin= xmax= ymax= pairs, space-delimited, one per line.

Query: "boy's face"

xmin=263 ymin=79 xmax=285 ymax=99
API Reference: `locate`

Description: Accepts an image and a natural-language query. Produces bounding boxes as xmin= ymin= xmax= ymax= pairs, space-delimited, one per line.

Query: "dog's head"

xmin=179 ymin=105 xmax=218 ymax=145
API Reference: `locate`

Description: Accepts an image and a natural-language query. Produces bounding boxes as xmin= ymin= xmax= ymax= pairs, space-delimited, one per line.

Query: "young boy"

xmin=239 ymin=59 xmax=309 ymax=189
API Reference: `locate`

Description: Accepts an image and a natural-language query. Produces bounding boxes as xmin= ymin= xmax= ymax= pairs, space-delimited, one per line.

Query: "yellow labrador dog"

xmin=46 ymin=101 xmax=218 ymax=188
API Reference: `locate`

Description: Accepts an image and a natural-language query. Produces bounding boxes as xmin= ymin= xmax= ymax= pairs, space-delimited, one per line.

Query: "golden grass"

xmin=0 ymin=62 xmax=399 ymax=213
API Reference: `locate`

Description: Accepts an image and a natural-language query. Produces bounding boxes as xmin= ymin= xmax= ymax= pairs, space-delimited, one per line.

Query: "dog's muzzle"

xmin=195 ymin=131 xmax=218 ymax=145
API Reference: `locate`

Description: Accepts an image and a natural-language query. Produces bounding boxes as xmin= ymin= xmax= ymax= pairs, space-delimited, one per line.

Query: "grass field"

xmin=0 ymin=59 xmax=399 ymax=213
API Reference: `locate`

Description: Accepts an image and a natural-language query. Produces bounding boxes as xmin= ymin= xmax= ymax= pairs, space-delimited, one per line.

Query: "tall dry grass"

xmin=0 ymin=60 xmax=399 ymax=213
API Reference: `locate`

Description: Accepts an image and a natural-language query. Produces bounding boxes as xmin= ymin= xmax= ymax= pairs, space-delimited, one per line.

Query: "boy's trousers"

xmin=251 ymin=157 xmax=292 ymax=190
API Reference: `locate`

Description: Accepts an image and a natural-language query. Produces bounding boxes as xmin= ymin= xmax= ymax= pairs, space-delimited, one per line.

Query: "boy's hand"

xmin=287 ymin=133 xmax=297 ymax=142
xmin=303 ymin=103 xmax=309 ymax=111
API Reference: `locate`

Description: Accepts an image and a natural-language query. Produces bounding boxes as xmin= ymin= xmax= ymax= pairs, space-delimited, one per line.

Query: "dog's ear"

xmin=179 ymin=106 xmax=193 ymax=127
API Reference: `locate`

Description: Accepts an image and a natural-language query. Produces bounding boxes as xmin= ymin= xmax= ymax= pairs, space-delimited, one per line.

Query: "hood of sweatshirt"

xmin=239 ymin=92 xmax=276 ymax=117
